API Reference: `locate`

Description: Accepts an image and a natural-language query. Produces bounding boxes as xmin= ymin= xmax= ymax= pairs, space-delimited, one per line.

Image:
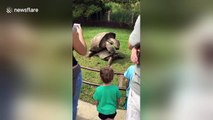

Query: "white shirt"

xmin=129 ymin=16 xmax=140 ymax=47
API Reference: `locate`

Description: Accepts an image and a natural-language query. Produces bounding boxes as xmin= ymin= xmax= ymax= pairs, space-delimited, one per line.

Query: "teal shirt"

xmin=124 ymin=65 xmax=135 ymax=97
xmin=93 ymin=85 xmax=121 ymax=115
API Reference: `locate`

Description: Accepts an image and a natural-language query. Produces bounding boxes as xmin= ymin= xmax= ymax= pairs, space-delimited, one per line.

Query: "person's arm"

xmin=125 ymin=79 xmax=129 ymax=89
xmin=118 ymin=75 xmax=124 ymax=88
xmin=93 ymin=89 xmax=99 ymax=106
xmin=94 ymin=100 xmax=98 ymax=106
xmin=72 ymin=25 xmax=87 ymax=56
xmin=117 ymin=99 xmax=120 ymax=107
xmin=124 ymin=69 xmax=130 ymax=89
xmin=116 ymin=88 xmax=121 ymax=108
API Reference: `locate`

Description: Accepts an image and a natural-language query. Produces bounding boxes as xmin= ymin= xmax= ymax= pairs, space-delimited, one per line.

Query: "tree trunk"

xmin=107 ymin=10 xmax=111 ymax=22
xmin=131 ymin=12 xmax=134 ymax=25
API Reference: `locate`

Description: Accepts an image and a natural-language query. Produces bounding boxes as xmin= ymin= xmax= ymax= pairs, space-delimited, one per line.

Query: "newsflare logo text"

xmin=6 ymin=7 xmax=39 ymax=13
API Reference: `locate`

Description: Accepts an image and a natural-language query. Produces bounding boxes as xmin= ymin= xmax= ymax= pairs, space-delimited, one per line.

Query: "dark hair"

xmin=100 ymin=67 xmax=114 ymax=84
xmin=134 ymin=43 xmax=140 ymax=65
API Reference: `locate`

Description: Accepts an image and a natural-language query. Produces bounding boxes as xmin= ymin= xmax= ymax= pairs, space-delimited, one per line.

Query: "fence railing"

xmin=81 ymin=66 xmax=126 ymax=91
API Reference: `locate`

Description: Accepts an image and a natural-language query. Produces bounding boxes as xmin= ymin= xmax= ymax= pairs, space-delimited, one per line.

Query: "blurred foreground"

xmin=143 ymin=7 xmax=213 ymax=120
xmin=0 ymin=17 xmax=71 ymax=120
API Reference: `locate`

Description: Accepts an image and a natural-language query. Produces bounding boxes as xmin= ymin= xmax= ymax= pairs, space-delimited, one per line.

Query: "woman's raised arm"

xmin=72 ymin=25 xmax=87 ymax=56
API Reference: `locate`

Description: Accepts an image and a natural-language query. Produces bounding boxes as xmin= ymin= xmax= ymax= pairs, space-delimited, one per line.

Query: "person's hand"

xmin=119 ymin=75 xmax=124 ymax=80
xmin=131 ymin=47 xmax=139 ymax=64
xmin=118 ymin=75 xmax=124 ymax=88
xmin=72 ymin=24 xmax=87 ymax=56
xmin=76 ymin=25 xmax=83 ymax=35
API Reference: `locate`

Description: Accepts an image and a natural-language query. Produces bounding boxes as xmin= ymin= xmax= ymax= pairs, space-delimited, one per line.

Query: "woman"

xmin=0 ymin=19 xmax=26 ymax=120
xmin=72 ymin=24 xmax=87 ymax=120
xmin=126 ymin=16 xmax=141 ymax=120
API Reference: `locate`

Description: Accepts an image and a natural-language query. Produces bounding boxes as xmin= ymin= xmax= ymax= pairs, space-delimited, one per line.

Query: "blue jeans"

xmin=0 ymin=72 xmax=16 ymax=120
xmin=0 ymin=89 xmax=13 ymax=120
xmin=73 ymin=70 xmax=82 ymax=120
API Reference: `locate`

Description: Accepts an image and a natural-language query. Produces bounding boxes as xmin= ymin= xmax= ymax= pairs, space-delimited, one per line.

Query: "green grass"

xmin=74 ymin=27 xmax=132 ymax=108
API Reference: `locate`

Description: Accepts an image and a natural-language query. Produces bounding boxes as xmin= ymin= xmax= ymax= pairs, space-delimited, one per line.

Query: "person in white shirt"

xmin=126 ymin=15 xmax=141 ymax=120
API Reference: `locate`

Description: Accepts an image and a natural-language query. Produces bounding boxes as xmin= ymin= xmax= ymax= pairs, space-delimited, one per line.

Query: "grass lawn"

xmin=74 ymin=27 xmax=133 ymax=108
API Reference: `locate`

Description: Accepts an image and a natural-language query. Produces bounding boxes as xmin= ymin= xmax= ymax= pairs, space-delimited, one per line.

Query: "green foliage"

xmin=73 ymin=0 xmax=140 ymax=25
xmin=105 ymin=1 xmax=140 ymax=14
xmin=102 ymin=0 xmax=139 ymax=4
xmin=85 ymin=5 xmax=102 ymax=17
xmin=73 ymin=0 xmax=105 ymax=20
xmin=105 ymin=1 xmax=140 ymax=25
xmin=111 ymin=9 xmax=133 ymax=23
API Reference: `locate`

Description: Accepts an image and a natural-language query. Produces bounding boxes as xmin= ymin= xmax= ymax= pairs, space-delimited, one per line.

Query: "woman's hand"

xmin=76 ymin=25 xmax=83 ymax=35
xmin=72 ymin=25 xmax=87 ymax=56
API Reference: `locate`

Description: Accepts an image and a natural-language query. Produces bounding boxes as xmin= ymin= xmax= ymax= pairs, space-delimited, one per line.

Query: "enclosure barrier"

xmin=81 ymin=66 xmax=124 ymax=75
xmin=82 ymin=80 xmax=126 ymax=91
xmin=81 ymin=66 xmax=126 ymax=91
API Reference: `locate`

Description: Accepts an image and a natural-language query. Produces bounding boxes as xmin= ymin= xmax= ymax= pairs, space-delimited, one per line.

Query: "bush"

xmin=72 ymin=0 xmax=105 ymax=20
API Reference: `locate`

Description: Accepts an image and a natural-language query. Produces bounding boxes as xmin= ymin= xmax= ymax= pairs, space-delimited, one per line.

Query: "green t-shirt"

xmin=93 ymin=85 xmax=121 ymax=115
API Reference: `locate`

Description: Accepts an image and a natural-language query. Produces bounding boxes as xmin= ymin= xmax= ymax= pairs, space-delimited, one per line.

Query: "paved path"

xmin=77 ymin=100 xmax=126 ymax=120
xmin=12 ymin=96 xmax=126 ymax=120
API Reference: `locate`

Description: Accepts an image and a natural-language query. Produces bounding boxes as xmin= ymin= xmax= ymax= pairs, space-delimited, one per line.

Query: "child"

xmin=123 ymin=65 xmax=135 ymax=110
xmin=93 ymin=67 xmax=121 ymax=120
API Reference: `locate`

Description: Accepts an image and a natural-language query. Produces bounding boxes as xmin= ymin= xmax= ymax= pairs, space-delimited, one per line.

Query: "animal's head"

xmin=108 ymin=38 xmax=120 ymax=50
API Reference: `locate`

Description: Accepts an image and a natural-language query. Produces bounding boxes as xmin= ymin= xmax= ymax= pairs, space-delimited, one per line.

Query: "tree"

xmin=104 ymin=0 xmax=140 ymax=25
xmin=72 ymin=0 xmax=106 ymax=20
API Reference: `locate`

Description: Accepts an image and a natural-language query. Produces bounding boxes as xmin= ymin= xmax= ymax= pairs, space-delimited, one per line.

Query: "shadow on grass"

xmin=111 ymin=52 xmax=131 ymax=66
xmin=88 ymin=51 xmax=130 ymax=67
